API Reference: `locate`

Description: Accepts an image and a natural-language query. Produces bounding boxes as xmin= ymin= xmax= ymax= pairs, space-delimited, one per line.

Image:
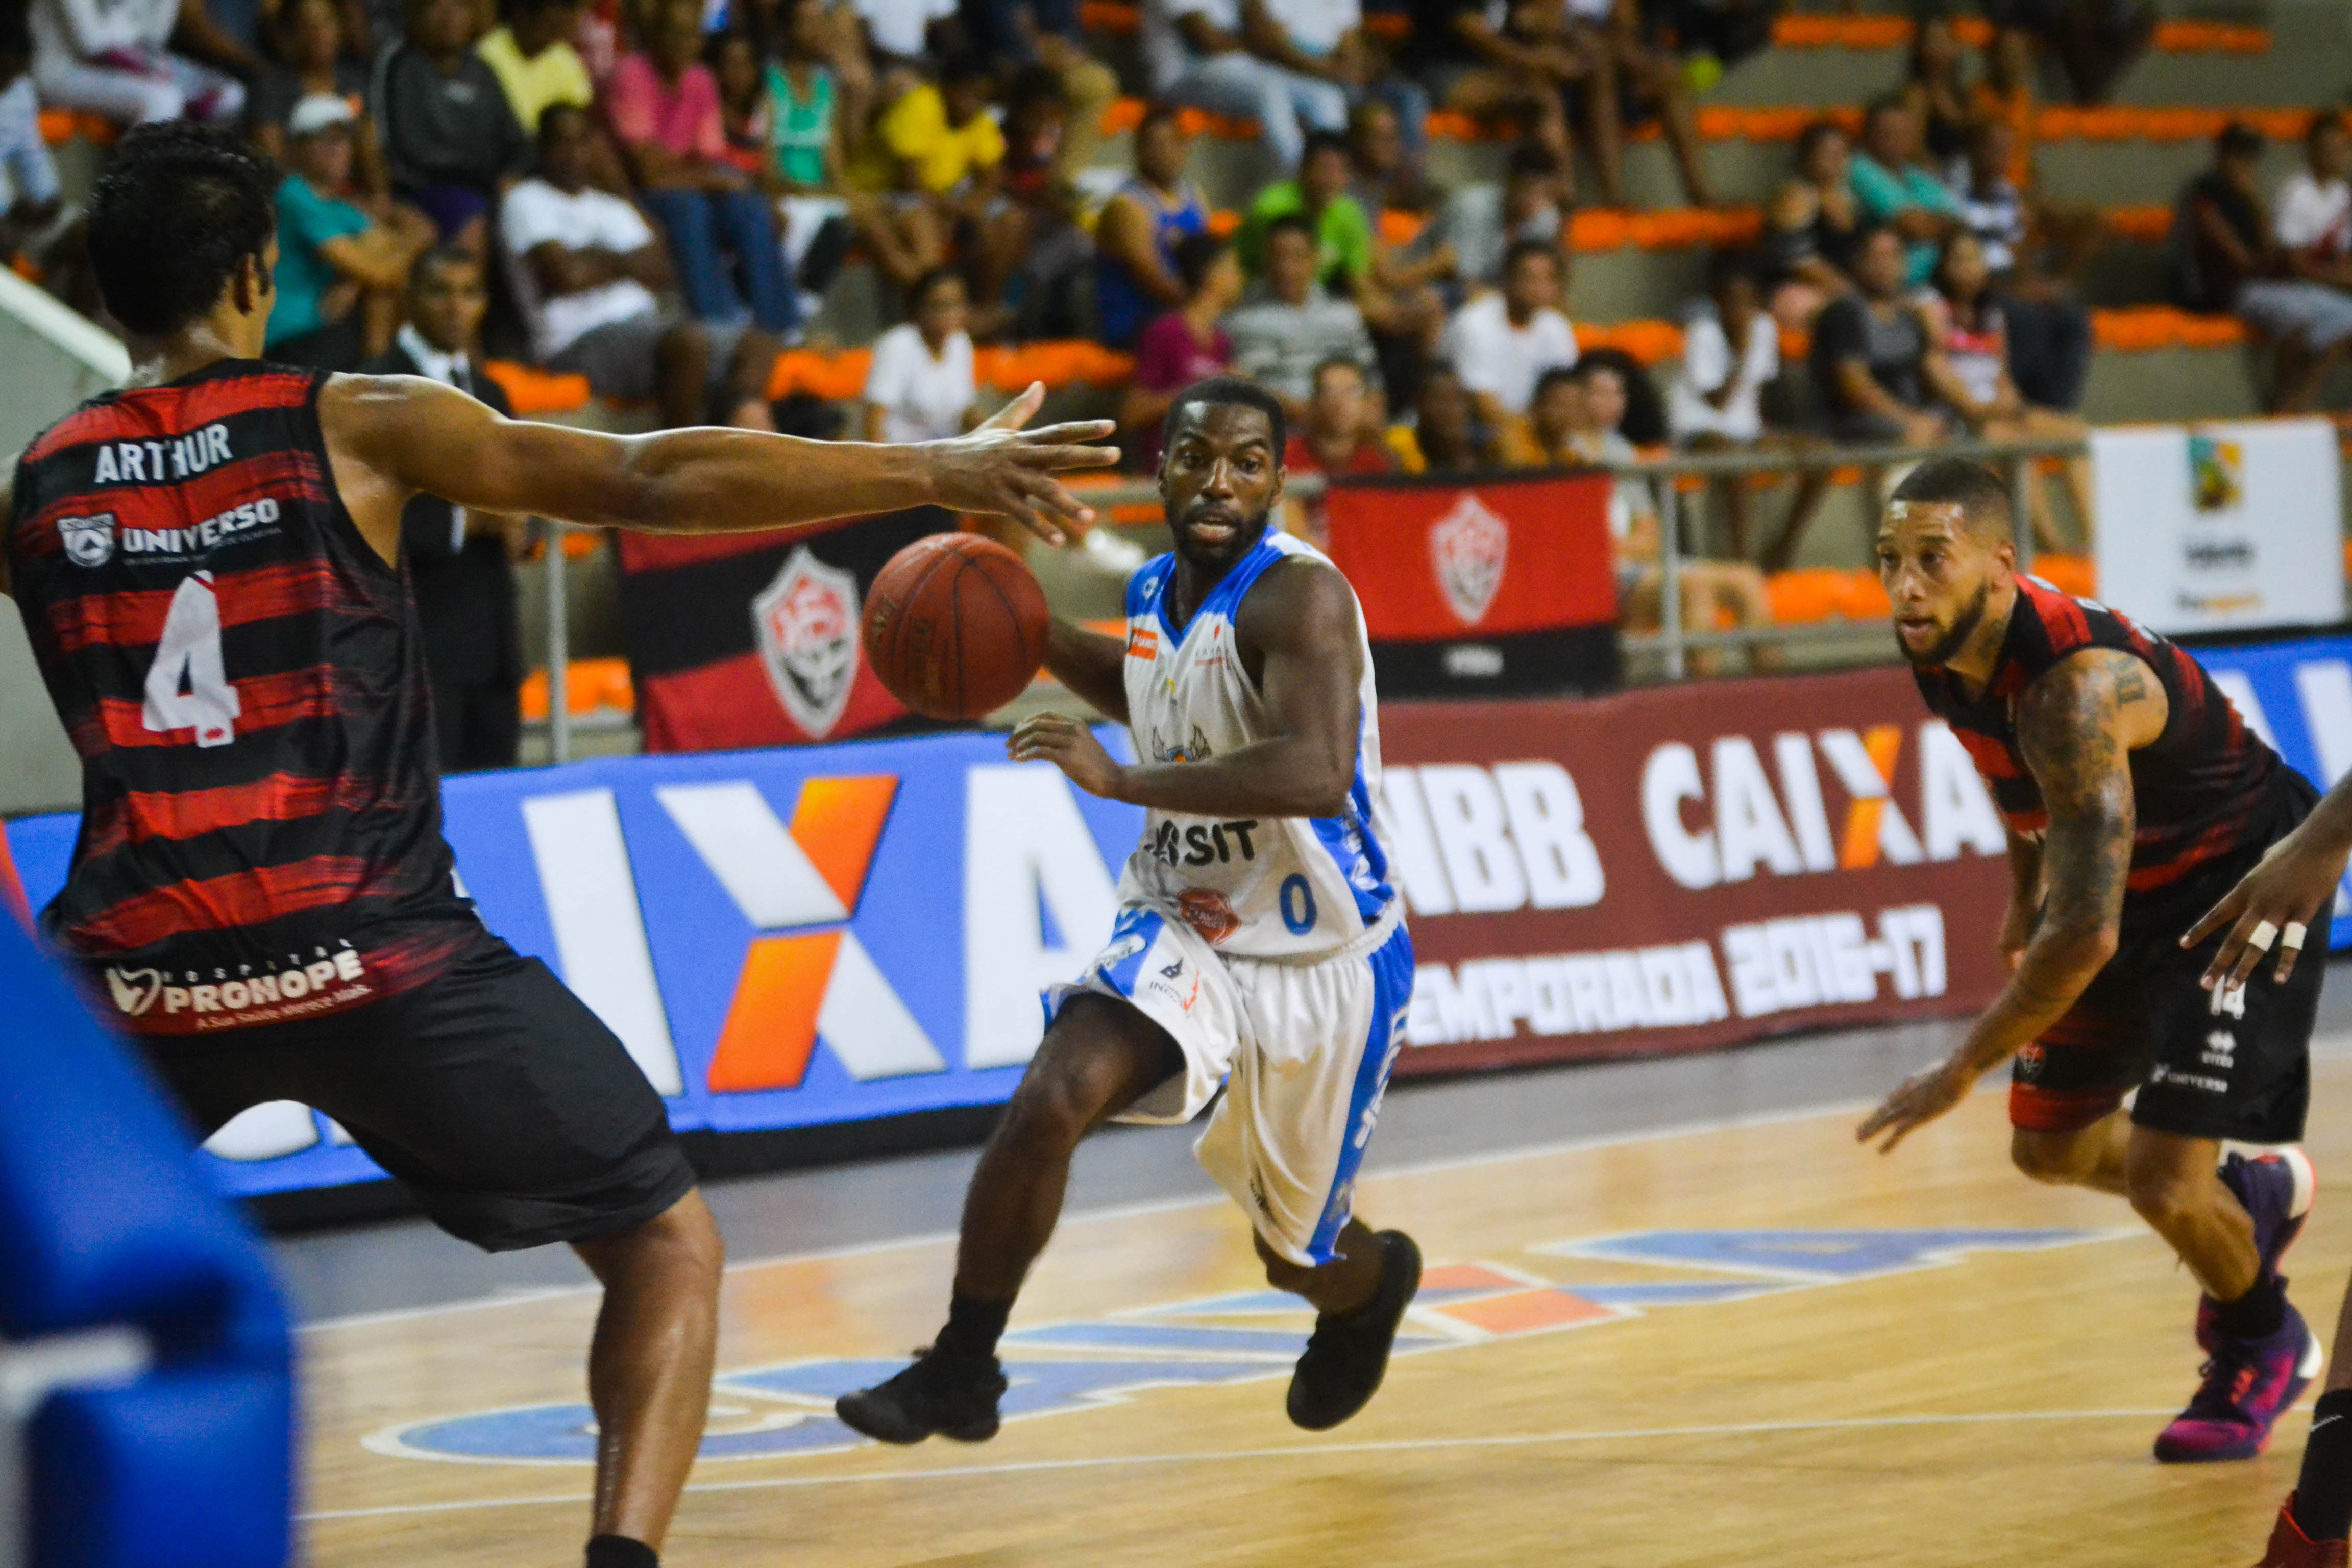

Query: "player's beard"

xmin=1172 ymin=502 xmax=1270 ymax=569
xmin=1900 ymin=578 xmax=1993 ymax=669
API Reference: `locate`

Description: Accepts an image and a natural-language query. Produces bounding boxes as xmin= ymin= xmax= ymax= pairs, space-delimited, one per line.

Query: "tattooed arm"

xmin=1860 ymin=649 xmax=2167 ymax=1150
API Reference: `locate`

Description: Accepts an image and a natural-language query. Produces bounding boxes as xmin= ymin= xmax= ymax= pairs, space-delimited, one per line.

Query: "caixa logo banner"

xmin=3 ymin=728 xmax=1144 ymax=1195
xmin=2193 ymin=634 xmax=2352 ymax=936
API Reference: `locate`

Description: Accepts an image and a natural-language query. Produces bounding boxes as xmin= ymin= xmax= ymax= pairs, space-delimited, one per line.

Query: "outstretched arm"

xmin=323 ymin=379 xmax=1118 ymax=565
xmin=1859 ymin=648 xmax=2164 ymax=1152
xmin=1010 ymin=557 xmax=1361 ymax=818
xmin=2184 ymin=773 xmax=2352 ymax=991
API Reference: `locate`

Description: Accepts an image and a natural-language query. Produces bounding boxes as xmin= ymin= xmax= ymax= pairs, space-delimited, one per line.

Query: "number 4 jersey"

xmin=8 ymin=361 xmax=474 ymax=1037
xmin=1115 ymin=530 xmax=1397 ymax=959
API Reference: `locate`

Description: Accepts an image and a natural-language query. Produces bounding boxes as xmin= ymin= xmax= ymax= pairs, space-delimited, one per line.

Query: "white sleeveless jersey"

xmin=1115 ymin=530 xmax=1396 ymax=960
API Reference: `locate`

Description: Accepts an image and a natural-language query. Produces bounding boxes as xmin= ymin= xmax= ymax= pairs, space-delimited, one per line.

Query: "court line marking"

xmin=298 ymin=1407 xmax=2182 ymax=1521
xmin=301 ymin=1023 xmax=2352 ymax=1334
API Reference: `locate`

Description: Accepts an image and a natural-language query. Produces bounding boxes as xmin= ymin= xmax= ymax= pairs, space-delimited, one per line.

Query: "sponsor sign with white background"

xmin=2090 ymin=419 xmax=2346 ymax=636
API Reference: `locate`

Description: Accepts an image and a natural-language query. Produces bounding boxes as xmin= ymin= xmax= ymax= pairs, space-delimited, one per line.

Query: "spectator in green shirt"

xmin=1240 ymin=129 xmax=1371 ymax=290
xmin=268 ymin=94 xmax=434 ymax=369
xmin=1849 ymin=96 xmax=1959 ymax=287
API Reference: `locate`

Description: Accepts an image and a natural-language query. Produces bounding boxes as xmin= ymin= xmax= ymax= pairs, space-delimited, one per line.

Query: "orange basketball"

xmin=862 ymin=532 xmax=1051 ymax=720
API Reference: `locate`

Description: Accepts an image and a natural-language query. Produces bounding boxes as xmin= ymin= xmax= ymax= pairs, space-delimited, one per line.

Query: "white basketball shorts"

xmin=1044 ymin=900 xmax=1415 ymax=1266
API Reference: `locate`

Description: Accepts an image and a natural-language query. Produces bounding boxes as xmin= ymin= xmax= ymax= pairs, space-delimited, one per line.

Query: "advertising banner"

xmin=616 ymin=506 xmax=954 ymax=752
xmin=6 ymin=728 xmax=1145 ymax=1196
xmin=1324 ymin=469 xmax=1621 ymax=698
xmin=2090 ymin=419 xmax=2346 ymax=636
xmin=1380 ymin=667 xmax=2019 ymax=1074
xmin=2191 ymin=632 xmax=2352 ymax=945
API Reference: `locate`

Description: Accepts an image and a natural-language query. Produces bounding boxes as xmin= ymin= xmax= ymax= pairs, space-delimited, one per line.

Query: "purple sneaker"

xmin=2157 ymin=1300 xmax=2322 ymax=1463
xmin=2198 ymin=1150 xmax=2318 ymax=1353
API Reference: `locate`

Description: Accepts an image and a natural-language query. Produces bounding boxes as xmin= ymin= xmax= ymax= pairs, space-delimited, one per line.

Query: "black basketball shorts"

xmin=146 ymin=926 xmax=697 ymax=1252
xmin=2011 ymin=777 xmax=2328 ymax=1148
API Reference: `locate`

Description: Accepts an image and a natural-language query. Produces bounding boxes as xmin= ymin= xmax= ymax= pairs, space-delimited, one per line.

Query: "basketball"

xmin=863 ymin=532 xmax=1052 ymax=720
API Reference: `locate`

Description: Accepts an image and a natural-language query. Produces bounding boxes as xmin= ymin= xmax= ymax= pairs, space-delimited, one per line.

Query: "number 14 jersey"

xmin=8 ymin=361 xmax=472 ymax=1037
xmin=1115 ymin=530 xmax=1397 ymax=960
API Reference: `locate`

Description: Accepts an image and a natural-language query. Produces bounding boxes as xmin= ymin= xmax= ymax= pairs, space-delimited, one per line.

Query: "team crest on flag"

xmin=753 ymin=547 xmax=860 ymax=739
xmin=57 ymin=512 xmax=116 ymax=567
xmin=1429 ymin=493 xmax=1508 ymax=626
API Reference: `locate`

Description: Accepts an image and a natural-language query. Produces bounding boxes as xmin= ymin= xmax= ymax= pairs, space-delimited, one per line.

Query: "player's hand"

xmin=2182 ymin=820 xmax=2348 ymax=992
xmin=1009 ymin=711 xmax=1126 ymax=799
xmin=1856 ymin=1057 xmax=1977 ymax=1155
xmin=925 ymin=383 xmax=1120 ymax=547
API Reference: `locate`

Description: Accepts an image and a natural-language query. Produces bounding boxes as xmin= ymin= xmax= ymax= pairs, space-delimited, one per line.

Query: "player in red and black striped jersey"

xmin=1 ymin=124 xmax=1119 ymax=1568
xmin=1857 ymin=459 xmax=2327 ymax=1472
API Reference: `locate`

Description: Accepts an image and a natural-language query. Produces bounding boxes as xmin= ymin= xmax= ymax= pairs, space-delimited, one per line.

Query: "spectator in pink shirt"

xmin=1119 ymin=231 xmax=1244 ymax=470
xmin=608 ymin=0 xmax=796 ymax=331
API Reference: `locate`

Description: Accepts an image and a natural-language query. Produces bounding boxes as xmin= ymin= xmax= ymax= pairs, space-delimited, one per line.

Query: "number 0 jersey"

xmin=1115 ymin=530 xmax=1397 ymax=960
xmin=7 ymin=360 xmax=473 ymax=1037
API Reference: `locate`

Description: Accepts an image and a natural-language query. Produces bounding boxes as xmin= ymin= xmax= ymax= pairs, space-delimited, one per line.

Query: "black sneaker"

xmin=1286 ymin=1230 xmax=1423 ymax=1431
xmin=835 ymin=1348 xmax=1009 ymax=1445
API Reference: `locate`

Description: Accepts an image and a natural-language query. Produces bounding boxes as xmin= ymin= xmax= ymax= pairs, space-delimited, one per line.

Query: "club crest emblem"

xmin=105 ymin=966 xmax=163 ymax=1016
xmin=1429 ymin=493 xmax=1508 ymax=626
xmin=1177 ymin=887 xmax=1241 ymax=946
xmin=57 ymin=512 xmax=116 ymax=567
xmin=753 ymin=547 xmax=860 ymax=738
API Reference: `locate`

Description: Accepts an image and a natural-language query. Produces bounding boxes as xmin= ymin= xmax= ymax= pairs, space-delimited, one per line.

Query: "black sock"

xmin=935 ymin=1293 xmax=1010 ymax=1361
xmin=2293 ymin=1391 xmax=2352 ymax=1541
xmin=585 ymin=1535 xmax=658 ymax=1568
xmin=2216 ymin=1276 xmax=2288 ymax=1342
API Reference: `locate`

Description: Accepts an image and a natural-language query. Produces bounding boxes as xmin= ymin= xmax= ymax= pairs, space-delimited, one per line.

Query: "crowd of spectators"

xmin=0 ymin=0 xmax=2316 ymax=698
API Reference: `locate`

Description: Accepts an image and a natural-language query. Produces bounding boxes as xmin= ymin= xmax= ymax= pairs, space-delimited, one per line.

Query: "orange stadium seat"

xmin=482 ymin=361 xmax=593 ymax=416
xmin=1765 ymin=568 xmax=1851 ymax=625
xmin=2032 ymin=554 xmax=2097 ymax=597
xmin=520 ymin=658 xmax=635 ymax=721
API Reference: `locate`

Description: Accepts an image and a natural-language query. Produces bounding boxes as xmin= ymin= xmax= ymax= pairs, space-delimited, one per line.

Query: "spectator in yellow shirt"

xmin=477 ymin=0 xmax=593 ymax=133
xmin=855 ymin=55 xmax=1004 ymax=195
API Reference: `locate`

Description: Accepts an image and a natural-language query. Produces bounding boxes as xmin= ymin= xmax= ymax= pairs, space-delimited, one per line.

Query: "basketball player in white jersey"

xmin=838 ymin=376 xmax=1420 ymax=1444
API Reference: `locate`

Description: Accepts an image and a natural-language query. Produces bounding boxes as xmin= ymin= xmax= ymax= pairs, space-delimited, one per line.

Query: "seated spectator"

xmin=360 ymin=246 xmax=527 ymax=772
xmin=1985 ymin=0 xmax=2152 ymax=107
xmin=1093 ymin=101 xmax=1209 ymax=350
xmin=1760 ymin=120 xmax=1860 ymax=331
xmin=1226 ymin=211 xmax=1379 ymax=412
xmin=1642 ymin=0 xmax=1777 ymax=80
xmin=476 ymin=0 xmax=591 ymax=134
xmin=2276 ymin=114 xmax=2352 ymax=291
xmin=1668 ymin=254 xmax=1826 ymax=560
xmin=1142 ymin=0 xmax=1345 ymax=170
xmin=1565 ymin=0 xmax=1713 ymax=209
xmin=372 ymin=0 xmax=530 ymax=248
xmin=1345 ymin=95 xmax=1430 ymax=228
xmin=973 ymin=63 xmax=1090 ymax=334
xmin=1849 ymin=96 xmax=1958 ymax=288
xmin=266 ymin=95 xmax=435 ymax=368
xmin=1411 ymin=0 xmax=1576 ymax=185
xmin=1558 ymin=356 xmax=1769 ymax=676
xmin=952 ymin=0 xmax=1117 ymax=176
xmin=502 ymin=102 xmax=782 ymax=428
xmin=1283 ymin=353 xmax=1393 ymax=541
xmin=1385 ymin=361 xmax=1498 ymax=473
xmin=1440 ymin=236 xmax=1577 ymax=426
xmin=1440 ymin=139 xmax=1566 ymax=290
xmin=1918 ymin=231 xmax=2090 ymax=550
xmin=1899 ymin=12 xmax=1969 ymax=168
xmin=31 ymin=0 xmax=252 ymax=126
xmin=1120 ymin=229 xmax=1242 ymax=469
xmin=249 ymin=0 xmax=380 ymax=192
xmin=854 ymin=0 xmax=955 ymax=66
xmin=863 ymin=264 xmax=977 ymax=441
xmin=847 ymin=52 xmax=1001 ymax=300
xmin=0 ymin=5 xmax=70 ymax=276
xmin=1254 ymin=0 xmax=1432 ymax=175
xmin=713 ymin=27 xmax=770 ymax=175
xmin=1241 ymin=128 xmax=1370 ymax=290
xmin=610 ymin=0 xmax=796 ymax=332
xmin=1944 ymin=115 xmax=2097 ymax=416
xmin=2176 ymin=120 xmax=2352 ymax=414
xmin=1810 ymin=224 xmax=1942 ymax=448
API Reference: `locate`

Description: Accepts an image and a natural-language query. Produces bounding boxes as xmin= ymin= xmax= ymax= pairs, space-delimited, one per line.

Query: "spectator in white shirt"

xmin=2276 ymin=115 xmax=2352 ymax=292
xmin=501 ymin=103 xmax=780 ymax=430
xmin=855 ymin=0 xmax=956 ymax=62
xmin=31 ymin=0 xmax=254 ymax=126
xmin=1667 ymin=255 xmax=1826 ymax=561
xmin=864 ymin=265 xmax=978 ymax=442
xmin=1142 ymin=0 xmax=1347 ymax=169
xmin=1440 ymin=237 xmax=1577 ymax=426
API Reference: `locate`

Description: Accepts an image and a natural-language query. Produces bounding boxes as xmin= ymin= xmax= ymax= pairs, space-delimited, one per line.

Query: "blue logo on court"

xmin=367 ymin=1227 xmax=2123 ymax=1465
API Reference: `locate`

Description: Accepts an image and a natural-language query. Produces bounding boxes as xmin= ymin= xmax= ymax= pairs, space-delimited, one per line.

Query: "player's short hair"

xmin=88 ymin=122 xmax=278 ymax=338
xmin=1889 ymin=457 xmax=2015 ymax=543
xmin=1162 ymin=375 xmax=1286 ymax=461
xmin=411 ymin=243 xmax=481 ymax=290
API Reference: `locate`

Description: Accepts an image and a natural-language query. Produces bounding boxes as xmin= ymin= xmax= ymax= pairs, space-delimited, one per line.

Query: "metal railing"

xmin=532 ymin=436 xmax=2087 ymax=759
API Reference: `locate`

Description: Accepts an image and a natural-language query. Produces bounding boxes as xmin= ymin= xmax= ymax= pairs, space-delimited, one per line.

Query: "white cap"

xmin=287 ymin=94 xmax=356 ymax=138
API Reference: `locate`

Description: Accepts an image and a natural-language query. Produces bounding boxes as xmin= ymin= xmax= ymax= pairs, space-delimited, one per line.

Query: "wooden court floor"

xmin=292 ymin=1061 xmax=2352 ymax=1567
